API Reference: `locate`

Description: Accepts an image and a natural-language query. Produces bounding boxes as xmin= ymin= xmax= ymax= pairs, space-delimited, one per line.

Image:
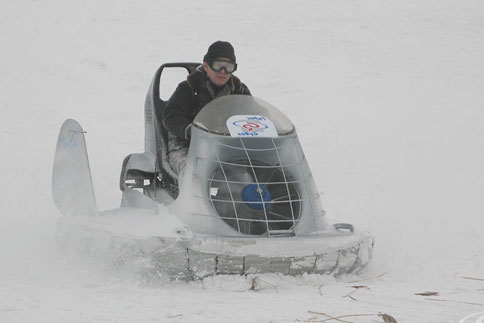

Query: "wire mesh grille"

xmin=204 ymin=136 xmax=305 ymax=236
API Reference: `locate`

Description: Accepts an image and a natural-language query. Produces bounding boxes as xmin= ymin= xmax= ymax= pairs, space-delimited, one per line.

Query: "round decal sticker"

xmin=226 ymin=115 xmax=278 ymax=137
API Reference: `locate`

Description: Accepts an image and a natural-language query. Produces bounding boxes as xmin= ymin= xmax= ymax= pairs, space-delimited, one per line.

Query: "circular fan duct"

xmin=209 ymin=159 xmax=301 ymax=235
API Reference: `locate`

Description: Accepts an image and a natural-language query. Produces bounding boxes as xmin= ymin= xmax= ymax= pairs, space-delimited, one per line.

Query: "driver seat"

xmin=119 ymin=63 xmax=200 ymax=201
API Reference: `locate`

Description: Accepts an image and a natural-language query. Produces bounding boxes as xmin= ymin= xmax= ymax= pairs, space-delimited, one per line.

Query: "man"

xmin=162 ymin=41 xmax=251 ymax=175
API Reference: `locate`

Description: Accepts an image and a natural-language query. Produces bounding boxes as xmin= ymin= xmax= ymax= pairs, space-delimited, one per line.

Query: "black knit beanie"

xmin=203 ymin=41 xmax=236 ymax=63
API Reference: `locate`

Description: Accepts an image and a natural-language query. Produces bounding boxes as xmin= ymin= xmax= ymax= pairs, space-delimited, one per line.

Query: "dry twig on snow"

xmin=307 ymin=311 xmax=353 ymax=323
xmin=318 ymin=284 xmax=324 ymax=296
xmin=414 ymin=291 xmax=439 ymax=296
xmin=348 ymin=271 xmax=389 ymax=284
xmin=379 ymin=313 xmax=398 ymax=323
xmin=305 ymin=311 xmax=398 ymax=323
xmin=461 ymin=276 xmax=484 ymax=282
xmin=343 ymin=285 xmax=369 ymax=301
xmin=248 ymin=276 xmax=278 ymax=292
xmin=424 ymin=298 xmax=484 ymax=307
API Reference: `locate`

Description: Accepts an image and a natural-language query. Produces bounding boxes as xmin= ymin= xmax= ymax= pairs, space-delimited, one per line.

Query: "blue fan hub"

xmin=241 ymin=184 xmax=271 ymax=210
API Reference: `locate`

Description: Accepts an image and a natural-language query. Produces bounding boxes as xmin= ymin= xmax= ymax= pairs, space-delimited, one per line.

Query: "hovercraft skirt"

xmin=57 ymin=216 xmax=374 ymax=280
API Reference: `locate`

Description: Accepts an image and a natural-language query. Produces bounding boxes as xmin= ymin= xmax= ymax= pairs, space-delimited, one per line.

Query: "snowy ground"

xmin=1 ymin=0 xmax=484 ymax=322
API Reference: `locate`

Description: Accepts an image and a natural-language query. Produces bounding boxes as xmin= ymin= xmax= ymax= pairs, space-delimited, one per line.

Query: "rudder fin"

xmin=52 ymin=119 xmax=98 ymax=217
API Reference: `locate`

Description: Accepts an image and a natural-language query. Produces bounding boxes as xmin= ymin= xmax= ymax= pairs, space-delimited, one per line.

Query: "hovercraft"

xmin=53 ymin=63 xmax=374 ymax=279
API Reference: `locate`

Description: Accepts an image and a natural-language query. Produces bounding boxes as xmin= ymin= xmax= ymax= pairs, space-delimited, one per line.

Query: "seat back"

xmin=144 ymin=63 xmax=200 ymax=196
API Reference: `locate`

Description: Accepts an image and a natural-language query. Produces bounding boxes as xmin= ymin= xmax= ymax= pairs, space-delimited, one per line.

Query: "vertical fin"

xmin=52 ymin=119 xmax=98 ymax=217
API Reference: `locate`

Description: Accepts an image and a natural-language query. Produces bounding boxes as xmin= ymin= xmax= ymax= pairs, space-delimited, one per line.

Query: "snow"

xmin=1 ymin=0 xmax=484 ymax=322
xmin=67 ymin=207 xmax=188 ymax=238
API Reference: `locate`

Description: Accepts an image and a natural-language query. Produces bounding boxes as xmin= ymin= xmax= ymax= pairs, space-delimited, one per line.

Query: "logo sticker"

xmin=226 ymin=115 xmax=278 ymax=138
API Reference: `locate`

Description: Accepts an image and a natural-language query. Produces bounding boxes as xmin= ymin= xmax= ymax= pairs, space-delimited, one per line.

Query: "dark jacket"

xmin=162 ymin=67 xmax=251 ymax=151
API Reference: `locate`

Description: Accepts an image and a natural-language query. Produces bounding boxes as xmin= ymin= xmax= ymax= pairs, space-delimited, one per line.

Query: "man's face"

xmin=203 ymin=57 xmax=233 ymax=87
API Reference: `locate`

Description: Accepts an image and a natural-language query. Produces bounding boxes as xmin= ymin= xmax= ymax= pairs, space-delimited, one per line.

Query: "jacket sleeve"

xmin=232 ymin=75 xmax=251 ymax=96
xmin=240 ymin=83 xmax=251 ymax=96
xmin=162 ymin=82 xmax=193 ymax=140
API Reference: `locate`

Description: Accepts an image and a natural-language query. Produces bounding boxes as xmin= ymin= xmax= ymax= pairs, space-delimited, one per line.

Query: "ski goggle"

xmin=208 ymin=59 xmax=237 ymax=73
